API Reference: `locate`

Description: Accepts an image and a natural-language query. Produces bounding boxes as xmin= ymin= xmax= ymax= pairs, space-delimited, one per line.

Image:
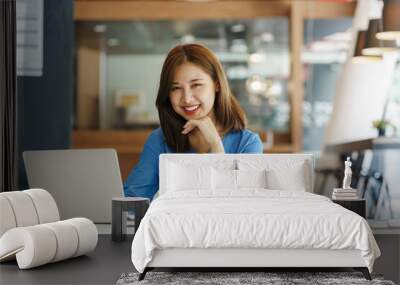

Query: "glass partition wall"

xmin=74 ymin=1 xmax=400 ymax=229
xmin=73 ymin=0 xmax=358 ymax=154
xmin=75 ymin=19 xmax=290 ymax=134
xmin=302 ymin=18 xmax=353 ymax=151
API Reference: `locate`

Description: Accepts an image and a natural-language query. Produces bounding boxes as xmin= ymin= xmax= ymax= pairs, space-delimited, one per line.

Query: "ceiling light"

xmin=246 ymin=75 xmax=267 ymax=94
xmin=181 ymin=34 xmax=195 ymax=43
xmin=107 ymin=38 xmax=120 ymax=47
xmin=230 ymin=39 xmax=248 ymax=53
xmin=231 ymin=24 xmax=245 ymax=33
xmin=249 ymin=53 xmax=266 ymax=63
xmin=376 ymin=0 xmax=400 ymax=41
xmin=362 ymin=19 xmax=398 ymax=56
xmin=260 ymin=32 xmax=274 ymax=43
xmin=94 ymin=24 xmax=107 ymax=33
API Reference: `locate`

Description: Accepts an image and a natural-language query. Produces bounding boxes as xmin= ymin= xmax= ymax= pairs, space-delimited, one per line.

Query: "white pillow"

xmin=212 ymin=168 xmax=237 ymax=190
xmin=236 ymin=169 xmax=267 ymax=189
xmin=237 ymin=159 xmax=308 ymax=191
xmin=266 ymin=162 xmax=306 ymax=191
xmin=211 ymin=168 xmax=268 ymax=191
xmin=167 ymin=162 xmax=212 ymax=191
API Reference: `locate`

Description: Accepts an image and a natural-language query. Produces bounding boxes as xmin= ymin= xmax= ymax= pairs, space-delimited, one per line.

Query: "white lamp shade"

xmin=324 ymin=54 xmax=396 ymax=145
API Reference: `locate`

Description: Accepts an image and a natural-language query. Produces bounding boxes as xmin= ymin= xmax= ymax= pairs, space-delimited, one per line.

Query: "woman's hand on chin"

xmin=181 ymin=117 xmax=225 ymax=153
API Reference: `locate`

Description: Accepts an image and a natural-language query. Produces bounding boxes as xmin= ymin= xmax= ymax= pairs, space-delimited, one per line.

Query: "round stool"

xmin=111 ymin=197 xmax=149 ymax=242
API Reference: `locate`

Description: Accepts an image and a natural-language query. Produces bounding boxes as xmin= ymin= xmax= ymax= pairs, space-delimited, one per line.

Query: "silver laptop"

xmin=23 ymin=149 xmax=124 ymax=223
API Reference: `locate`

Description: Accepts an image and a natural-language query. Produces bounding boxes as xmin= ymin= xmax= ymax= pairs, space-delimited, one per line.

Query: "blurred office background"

xmin=11 ymin=0 xmax=400 ymax=225
xmin=6 ymin=0 xmax=399 ymax=241
xmin=0 ymin=0 xmax=398 ymax=281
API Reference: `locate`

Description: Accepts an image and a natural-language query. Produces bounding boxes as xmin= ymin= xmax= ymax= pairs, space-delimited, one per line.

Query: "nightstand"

xmin=332 ymin=198 xmax=366 ymax=218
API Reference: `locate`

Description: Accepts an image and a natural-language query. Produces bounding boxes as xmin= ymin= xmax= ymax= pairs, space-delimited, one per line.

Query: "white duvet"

xmin=131 ymin=190 xmax=380 ymax=273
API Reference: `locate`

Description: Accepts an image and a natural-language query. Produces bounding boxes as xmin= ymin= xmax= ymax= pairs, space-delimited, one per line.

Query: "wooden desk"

xmin=72 ymin=129 xmax=296 ymax=181
xmin=72 ymin=129 xmax=153 ymax=181
xmin=325 ymin=137 xmax=400 ymax=153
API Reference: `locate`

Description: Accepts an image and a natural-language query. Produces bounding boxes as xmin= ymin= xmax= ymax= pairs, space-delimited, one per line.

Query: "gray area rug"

xmin=116 ymin=271 xmax=396 ymax=285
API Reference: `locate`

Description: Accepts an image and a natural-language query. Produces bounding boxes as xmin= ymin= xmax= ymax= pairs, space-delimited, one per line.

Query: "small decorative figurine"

xmin=333 ymin=157 xmax=358 ymax=200
xmin=342 ymin=157 xmax=353 ymax=190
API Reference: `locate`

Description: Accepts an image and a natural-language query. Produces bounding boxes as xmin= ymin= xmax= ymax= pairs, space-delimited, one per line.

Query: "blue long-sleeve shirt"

xmin=123 ymin=127 xmax=263 ymax=200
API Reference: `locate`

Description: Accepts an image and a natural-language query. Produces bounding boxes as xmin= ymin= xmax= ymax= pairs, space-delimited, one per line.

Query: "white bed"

xmin=131 ymin=154 xmax=380 ymax=280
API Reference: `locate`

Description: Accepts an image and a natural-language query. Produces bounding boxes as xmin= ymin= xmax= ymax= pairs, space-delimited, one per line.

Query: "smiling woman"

xmin=167 ymin=62 xmax=225 ymax=153
xmin=124 ymin=43 xmax=263 ymax=200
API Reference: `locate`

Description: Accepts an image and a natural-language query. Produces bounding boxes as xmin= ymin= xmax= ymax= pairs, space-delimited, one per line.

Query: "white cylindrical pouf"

xmin=0 ymin=226 xmax=57 ymax=269
xmin=24 ymin=189 xmax=60 ymax=224
xmin=64 ymin=218 xmax=98 ymax=257
xmin=0 ymin=189 xmax=98 ymax=269
xmin=42 ymin=221 xmax=79 ymax=262
xmin=1 ymin=192 xmax=39 ymax=227
xmin=0 ymin=196 xmax=17 ymax=237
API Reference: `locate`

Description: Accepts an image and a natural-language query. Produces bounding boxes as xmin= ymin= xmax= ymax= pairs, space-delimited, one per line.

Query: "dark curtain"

xmin=0 ymin=0 xmax=17 ymax=192
xmin=17 ymin=0 xmax=73 ymax=189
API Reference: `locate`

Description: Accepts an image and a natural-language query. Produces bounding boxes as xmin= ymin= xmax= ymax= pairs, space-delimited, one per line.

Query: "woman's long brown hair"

xmin=156 ymin=43 xmax=247 ymax=152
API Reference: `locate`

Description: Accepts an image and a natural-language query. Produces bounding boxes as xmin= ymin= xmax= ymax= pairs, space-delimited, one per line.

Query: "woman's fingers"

xmin=182 ymin=120 xmax=197 ymax=134
xmin=182 ymin=126 xmax=195 ymax=134
xmin=182 ymin=117 xmax=215 ymax=138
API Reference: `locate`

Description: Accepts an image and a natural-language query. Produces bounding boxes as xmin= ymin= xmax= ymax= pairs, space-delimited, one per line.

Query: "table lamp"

xmin=376 ymin=0 xmax=400 ymax=41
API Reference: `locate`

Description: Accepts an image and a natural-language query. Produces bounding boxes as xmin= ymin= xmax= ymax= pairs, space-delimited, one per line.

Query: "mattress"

xmin=131 ymin=190 xmax=380 ymax=273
